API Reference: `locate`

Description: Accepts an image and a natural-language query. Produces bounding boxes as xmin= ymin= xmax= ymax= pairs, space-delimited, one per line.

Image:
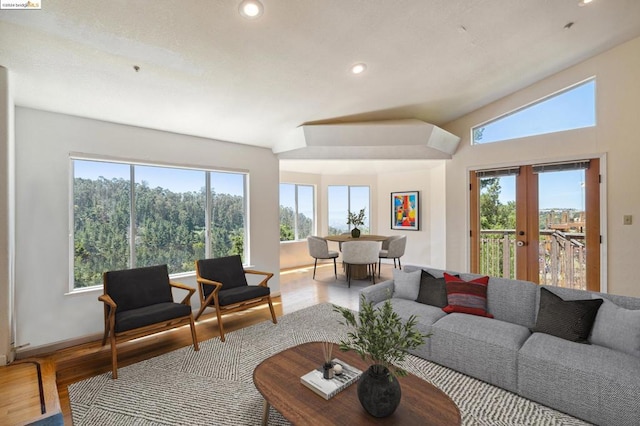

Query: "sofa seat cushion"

xmin=429 ymin=313 xmax=531 ymax=393
xmin=218 ymin=285 xmax=270 ymax=306
xmin=380 ymin=298 xmax=447 ymax=359
xmin=115 ymin=302 xmax=191 ymax=333
xmin=518 ymin=332 xmax=640 ymax=426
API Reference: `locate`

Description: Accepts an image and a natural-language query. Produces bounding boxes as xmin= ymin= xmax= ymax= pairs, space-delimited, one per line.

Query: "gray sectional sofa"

xmin=360 ymin=265 xmax=640 ymax=426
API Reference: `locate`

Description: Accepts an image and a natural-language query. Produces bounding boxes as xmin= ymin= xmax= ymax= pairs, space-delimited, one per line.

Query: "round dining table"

xmin=324 ymin=234 xmax=388 ymax=280
xmin=324 ymin=234 xmax=388 ymax=244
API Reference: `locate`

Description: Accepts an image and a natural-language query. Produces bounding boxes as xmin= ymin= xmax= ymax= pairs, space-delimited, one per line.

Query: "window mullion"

xmin=205 ymin=172 xmax=211 ymax=258
xmin=294 ymin=185 xmax=299 ymax=240
xmin=129 ymin=165 xmax=136 ymax=268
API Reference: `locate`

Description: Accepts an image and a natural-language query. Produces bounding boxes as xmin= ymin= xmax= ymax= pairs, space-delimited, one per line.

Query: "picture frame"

xmin=391 ymin=191 xmax=419 ymax=231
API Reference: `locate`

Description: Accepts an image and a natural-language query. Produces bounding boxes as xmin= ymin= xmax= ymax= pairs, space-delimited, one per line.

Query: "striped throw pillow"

xmin=442 ymin=273 xmax=493 ymax=318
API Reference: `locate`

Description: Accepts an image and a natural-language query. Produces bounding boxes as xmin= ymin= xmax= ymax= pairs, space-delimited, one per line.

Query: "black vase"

xmin=357 ymin=365 xmax=401 ymax=418
xmin=351 ymin=228 xmax=361 ymax=238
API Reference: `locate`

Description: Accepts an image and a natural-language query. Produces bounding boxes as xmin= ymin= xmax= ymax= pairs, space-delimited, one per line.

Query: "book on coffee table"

xmin=300 ymin=358 xmax=363 ymax=400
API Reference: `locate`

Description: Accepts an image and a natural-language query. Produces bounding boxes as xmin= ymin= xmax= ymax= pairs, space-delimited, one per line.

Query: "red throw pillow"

xmin=442 ymin=273 xmax=493 ymax=318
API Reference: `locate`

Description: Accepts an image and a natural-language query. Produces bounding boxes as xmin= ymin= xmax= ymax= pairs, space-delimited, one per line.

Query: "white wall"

xmin=443 ymin=36 xmax=640 ymax=297
xmin=14 ymin=108 xmax=280 ymax=351
xmin=375 ymin=165 xmax=447 ymax=269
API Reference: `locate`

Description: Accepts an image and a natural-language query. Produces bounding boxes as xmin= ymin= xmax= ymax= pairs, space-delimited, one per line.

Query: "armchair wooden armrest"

xmin=98 ymin=294 xmax=117 ymax=309
xmin=245 ymin=269 xmax=274 ymax=287
xmin=98 ymin=294 xmax=117 ymax=346
xmin=170 ymin=280 xmax=196 ymax=305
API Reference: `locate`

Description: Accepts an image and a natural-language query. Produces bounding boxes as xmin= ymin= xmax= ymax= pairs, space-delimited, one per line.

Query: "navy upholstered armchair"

xmin=194 ymin=255 xmax=277 ymax=341
xmin=99 ymin=264 xmax=199 ymax=379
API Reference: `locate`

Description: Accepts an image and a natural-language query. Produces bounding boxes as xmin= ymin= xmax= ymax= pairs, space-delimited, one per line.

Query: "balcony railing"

xmin=479 ymin=230 xmax=586 ymax=290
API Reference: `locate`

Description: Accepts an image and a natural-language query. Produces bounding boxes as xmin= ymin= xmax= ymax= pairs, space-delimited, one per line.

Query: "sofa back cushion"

xmin=459 ymin=273 xmax=539 ymax=329
xmin=589 ymin=298 xmax=640 ymax=357
xmin=404 ymin=266 xmax=539 ymax=329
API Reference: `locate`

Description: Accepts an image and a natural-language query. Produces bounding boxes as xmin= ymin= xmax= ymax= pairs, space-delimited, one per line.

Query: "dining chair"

xmin=378 ymin=235 xmax=407 ymax=277
xmin=341 ymin=241 xmax=380 ymax=287
xmin=307 ymin=236 xmax=339 ymax=279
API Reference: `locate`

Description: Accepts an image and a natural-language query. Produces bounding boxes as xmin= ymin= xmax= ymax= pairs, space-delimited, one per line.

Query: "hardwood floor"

xmin=2 ymin=262 xmax=397 ymax=425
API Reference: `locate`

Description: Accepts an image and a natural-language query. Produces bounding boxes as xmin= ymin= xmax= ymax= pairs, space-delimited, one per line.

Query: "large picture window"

xmin=279 ymin=183 xmax=315 ymax=241
xmin=327 ymin=185 xmax=370 ymax=235
xmin=72 ymin=158 xmax=247 ymax=289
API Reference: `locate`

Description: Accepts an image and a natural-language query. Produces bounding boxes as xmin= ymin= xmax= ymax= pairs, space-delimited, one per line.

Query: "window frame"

xmin=471 ymin=77 xmax=596 ymax=145
xmin=69 ymin=156 xmax=249 ymax=291
xmin=279 ymin=182 xmax=316 ymax=242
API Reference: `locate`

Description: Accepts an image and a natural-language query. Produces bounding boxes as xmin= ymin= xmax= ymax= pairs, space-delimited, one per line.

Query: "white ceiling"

xmin=1 ymin=0 xmax=640 ymax=174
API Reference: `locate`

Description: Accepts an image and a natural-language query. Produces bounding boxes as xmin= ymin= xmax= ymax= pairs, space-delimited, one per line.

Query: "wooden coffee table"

xmin=253 ymin=342 xmax=461 ymax=425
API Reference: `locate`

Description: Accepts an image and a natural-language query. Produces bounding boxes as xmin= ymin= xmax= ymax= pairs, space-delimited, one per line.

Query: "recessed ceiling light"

xmin=350 ymin=63 xmax=367 ymax=75
xmin=578 ymin=0 xmax=594 ymax=6
xmin=239 ymin=0 xmax=264 ymax=19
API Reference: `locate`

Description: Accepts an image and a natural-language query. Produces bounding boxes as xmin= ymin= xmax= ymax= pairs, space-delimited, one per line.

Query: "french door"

xmin=470 ymin=159 xmax=600 ymax=291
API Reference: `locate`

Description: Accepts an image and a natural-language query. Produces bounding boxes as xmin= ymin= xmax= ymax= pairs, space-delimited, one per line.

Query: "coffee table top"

xmin=253 ymin=342 xmax=461 ymax=425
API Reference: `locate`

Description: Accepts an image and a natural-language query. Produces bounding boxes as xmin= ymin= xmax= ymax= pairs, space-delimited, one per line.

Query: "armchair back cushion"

xmin=104 ymin=264 xmax=173 ymax=313
xmin=197 ymin=255 xmax=249 ymax=297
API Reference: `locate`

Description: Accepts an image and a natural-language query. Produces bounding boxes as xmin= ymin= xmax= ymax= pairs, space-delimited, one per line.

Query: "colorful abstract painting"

xmin=391 ymin=191 xmax=419 ymax=230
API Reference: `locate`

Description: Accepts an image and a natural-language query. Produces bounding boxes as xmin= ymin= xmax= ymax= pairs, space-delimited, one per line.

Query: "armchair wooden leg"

xmin=378 ymin=259 xmax=382 ymax=277
xmin=189 ymin=315 xmax=200 ymax=351
xmin=110 ymin=333 xmax=118 ymax=379
xmin=398 ymin=258 xmax=402 ymax=270
xmin=333 ymin=258 xmax=337 ymax=279
xmin=194 ymin=303 xmax=208 ymax=321
xmin=215 ymin=307 xmax=226 ymax=342
xmin=267 ymin=296 xmax=278 ymax=324
xmin=313 ymin=258 xmax=318 ymax=279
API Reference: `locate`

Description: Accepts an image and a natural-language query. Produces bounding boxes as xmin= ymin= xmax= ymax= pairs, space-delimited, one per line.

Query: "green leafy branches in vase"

xmin=333 ymin=295 xmax=429 ymax=417
xmin=347 ymin=208 xmax=366 ymax=238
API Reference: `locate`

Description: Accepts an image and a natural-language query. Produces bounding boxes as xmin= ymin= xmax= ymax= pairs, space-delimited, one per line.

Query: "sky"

xmin=73 ymin=160 xmax=245 ymax=196
xmin=475 ymin=79 xmax=595 ymax=144
xmin=494 ymin=169 xmax=585 ymax=210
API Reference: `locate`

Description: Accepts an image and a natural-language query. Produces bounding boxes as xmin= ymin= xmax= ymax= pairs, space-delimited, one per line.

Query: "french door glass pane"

xmin=538 ymin=170 xmax=586 ymax=289
xmin=73 ymin=160 xmax=130 ymax=288
xmin=479 ymin=176 xmax=516 ymax=278
xmin=134 ymin=165 xmax=206 ymax=273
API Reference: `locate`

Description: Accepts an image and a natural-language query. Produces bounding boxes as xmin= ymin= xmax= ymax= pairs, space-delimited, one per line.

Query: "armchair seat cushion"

xmin=114 ymin=302 xmax=192 ymax=333
xmin=218 ymin=285 xmax=271 ymax=306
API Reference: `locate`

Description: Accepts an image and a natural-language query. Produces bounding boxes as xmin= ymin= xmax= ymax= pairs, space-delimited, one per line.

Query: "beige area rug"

xmin=69 ymin=303 xmax=589 ymax=425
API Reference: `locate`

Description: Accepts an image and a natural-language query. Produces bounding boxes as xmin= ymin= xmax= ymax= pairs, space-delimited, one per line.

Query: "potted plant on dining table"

xmin=347 ymin=208 xmax=366 ymax=238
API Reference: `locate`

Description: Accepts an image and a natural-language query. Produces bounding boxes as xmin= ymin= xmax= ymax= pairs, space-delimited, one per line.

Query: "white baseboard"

xmin=0 ymin=354 xmax=7 ymax=366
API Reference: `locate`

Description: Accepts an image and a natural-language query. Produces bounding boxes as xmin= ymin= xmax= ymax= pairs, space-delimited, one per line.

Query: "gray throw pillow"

xmin=589 ymin=298 xmax=640 ymax=358
xmin=392 ymin=269 xmax=422 ymax=301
